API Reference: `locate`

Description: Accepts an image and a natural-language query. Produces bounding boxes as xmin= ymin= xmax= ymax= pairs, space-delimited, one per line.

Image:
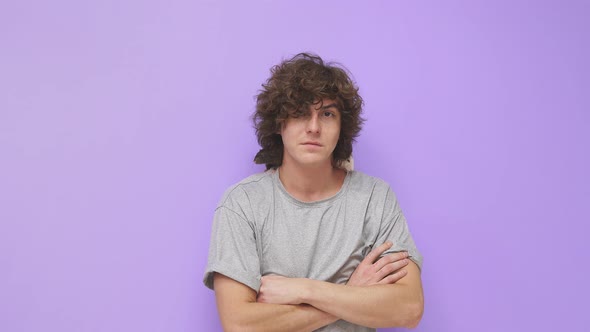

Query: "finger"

xmin=376 ymin=258 xmax=410 ymax=279
xmin=257 ymin=293 xmax=269 ymax=303
xmin=363 ymin=241 xmax=393 ymax=264
xmin=373 ymin=251 xmax=408 ymax=272
xmin=378 ymin=269 xmax=408 ymax=285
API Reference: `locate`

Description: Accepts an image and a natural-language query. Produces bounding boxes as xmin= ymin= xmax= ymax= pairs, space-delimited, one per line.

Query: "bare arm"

xmin=308 ymin=261 xmax=422 ymax=328
xmin=213 ymin=242 xmax=410 ymax=331
xmin=214 ymin=273 xmax=337 ymax=332
xmin=258 ymin=246 xmax=423 ymax=328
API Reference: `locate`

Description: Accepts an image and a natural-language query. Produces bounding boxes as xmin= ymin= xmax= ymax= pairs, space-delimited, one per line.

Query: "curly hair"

xmin=253 ymin=53 xmax=365 ymax=170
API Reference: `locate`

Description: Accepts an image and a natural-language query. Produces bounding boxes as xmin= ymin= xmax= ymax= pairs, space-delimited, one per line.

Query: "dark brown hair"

xmin=253 ymin=53 xmax=364 ymax=169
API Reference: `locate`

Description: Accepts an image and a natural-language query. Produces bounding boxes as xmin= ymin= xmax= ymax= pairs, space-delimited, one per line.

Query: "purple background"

xmin=1 ymin=1 xmax=588 ymax=331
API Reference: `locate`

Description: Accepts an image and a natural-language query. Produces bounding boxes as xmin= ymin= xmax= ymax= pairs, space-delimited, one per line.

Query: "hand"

xmin=347 ymin=241 xmax=410 ymax=286
xmin=258 ymin=275 xmax=307 ymax=305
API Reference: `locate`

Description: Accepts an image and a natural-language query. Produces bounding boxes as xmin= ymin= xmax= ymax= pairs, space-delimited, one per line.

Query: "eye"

xmin=323 ymin=111 xmax=335 ymax=118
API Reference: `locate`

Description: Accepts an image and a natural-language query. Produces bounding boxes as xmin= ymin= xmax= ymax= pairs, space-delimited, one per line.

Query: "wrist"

xmin=299 ymin=278 xmax=316 ymax=304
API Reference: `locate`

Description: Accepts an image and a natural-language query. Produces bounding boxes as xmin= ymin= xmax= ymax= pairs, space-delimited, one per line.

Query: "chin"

xmin=296 ymin=157 xmax=332 ymax=168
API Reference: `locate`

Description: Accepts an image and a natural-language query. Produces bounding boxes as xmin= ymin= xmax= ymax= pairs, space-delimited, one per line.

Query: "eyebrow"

xmin=319 ymin=103 xmax=339 ymax=110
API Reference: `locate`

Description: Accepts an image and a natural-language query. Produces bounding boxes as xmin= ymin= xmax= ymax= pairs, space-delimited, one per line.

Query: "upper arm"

xmin=377 ymin=186 xmax=423 ymax=270
xmin=393 ymin=260 xmax=424 ymax=326
xmin=396 ymin=260 xmax=423 ymax=295
xmin=204 ymin=205 xmax=261 ymax=292
xmin=213 ymin=273 xmax=258 ymax=329
xmin=214 ymin=272 xmax=257 ymax=306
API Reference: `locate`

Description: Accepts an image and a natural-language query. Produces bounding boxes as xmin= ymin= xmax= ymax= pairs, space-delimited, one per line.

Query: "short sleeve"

xmin=375 ymin=187 xmax=423 ymax=270
xmin=203 ymin=205 xmax=262 ymax=292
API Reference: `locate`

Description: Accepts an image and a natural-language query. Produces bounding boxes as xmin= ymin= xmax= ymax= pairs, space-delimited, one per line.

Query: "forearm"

xmin=214 ymin=273 xmax=338 ymax=332
xmin=257 ymin=245 xmax=424 ymax=329
xmin=219 ymin=302 xmax=337 ymax=332
xmin=302 ymin=280 xmax=423 ymax=328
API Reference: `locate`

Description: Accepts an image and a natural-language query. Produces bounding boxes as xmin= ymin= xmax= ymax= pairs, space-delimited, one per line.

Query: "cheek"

xmin=280 ymin=128 xmax=297 ymax=145
xmin=331 ymin=126 xmax=342 ymax=142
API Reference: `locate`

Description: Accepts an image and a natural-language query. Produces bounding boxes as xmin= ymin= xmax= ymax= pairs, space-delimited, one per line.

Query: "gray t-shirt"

xmin=204 ymin=169 xmax=422 ymax=331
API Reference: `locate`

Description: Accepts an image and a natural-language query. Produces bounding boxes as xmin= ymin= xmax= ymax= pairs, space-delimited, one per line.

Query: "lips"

xmin=302 ymin=141 xmax=322 ymax=147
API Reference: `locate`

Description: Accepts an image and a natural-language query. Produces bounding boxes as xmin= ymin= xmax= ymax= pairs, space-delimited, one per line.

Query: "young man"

xmin=204 ymin=53 xmax=423 ymax=331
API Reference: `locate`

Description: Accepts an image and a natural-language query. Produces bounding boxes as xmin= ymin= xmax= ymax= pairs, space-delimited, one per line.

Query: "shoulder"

xmin=346 ymin=171 xmax=401 ymax=209
xmin=347 ymin=170 xmax=392 ymax=194
xmin=217 ymin=170 xmax=276 ymax=208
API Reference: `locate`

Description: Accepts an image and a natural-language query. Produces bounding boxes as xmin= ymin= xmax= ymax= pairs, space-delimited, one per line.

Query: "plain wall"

xmin=1 ymin=0 xmax=588 ymax=331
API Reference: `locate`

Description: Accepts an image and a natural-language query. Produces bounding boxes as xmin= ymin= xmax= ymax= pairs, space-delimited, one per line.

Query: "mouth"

xmin=302 ymin=141 xmax=322 ymax=147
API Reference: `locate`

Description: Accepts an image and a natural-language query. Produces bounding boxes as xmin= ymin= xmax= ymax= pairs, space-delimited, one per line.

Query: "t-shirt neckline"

xmin=271 ymin=168 xmax=352 ymax=207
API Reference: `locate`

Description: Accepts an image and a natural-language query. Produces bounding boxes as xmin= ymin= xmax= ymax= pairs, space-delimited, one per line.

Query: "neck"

xmin=278 ymin=161 xmax=346 ymax=202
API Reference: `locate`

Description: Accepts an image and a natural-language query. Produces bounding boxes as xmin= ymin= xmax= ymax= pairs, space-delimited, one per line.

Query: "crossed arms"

xmin=213 ymin=242 xmax=424 ymax=331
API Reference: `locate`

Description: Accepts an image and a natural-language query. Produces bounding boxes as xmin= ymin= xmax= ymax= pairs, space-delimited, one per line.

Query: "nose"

xmin=306 ymin=112 xmax=320 ymax=133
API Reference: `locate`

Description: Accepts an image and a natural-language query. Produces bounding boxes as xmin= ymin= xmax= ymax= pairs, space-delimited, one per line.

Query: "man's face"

xmin=280 ymin=98 xmax=341 ymax=168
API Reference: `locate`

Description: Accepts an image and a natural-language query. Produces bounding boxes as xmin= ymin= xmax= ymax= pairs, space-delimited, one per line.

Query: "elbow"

xmin=219 ymin=315 xmax=255 ymax=332
xmin=219 ymin=320 xmax=238 ymax=332
xmin=220 ymin=321 xmax=254 ymax=332
xmin=401 ymin=299 xmax=424 ymax=329
xmin=375 ymin=299 xmax=424 ymax=329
